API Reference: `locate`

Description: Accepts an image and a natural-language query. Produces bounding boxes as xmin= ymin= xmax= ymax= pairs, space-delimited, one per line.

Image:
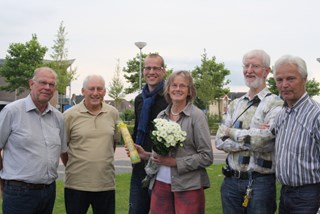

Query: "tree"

xmin=123 ymin=53 xmax=172 ymax=94
xmin=267 ymin=76 xmax=320 ymax=97
xmin=192 ymin=50 xmax=231 ymax=116
xmin=48 ymin=21 xmax=77 ymax=95
xmin=0 ymin=34 xmax=47 ymax=94
xmin=123 ymin=53 xmax=148 ymax=94
xmin=108 ymin=59 xmax=125 ymax=110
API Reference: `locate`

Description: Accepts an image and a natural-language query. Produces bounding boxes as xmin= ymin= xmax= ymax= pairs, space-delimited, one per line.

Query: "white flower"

xmin=151 ymin=118 xmax=187 ymax=156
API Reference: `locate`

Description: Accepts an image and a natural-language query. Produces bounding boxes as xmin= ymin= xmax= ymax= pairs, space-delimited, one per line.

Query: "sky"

xmin=1 ymin=0 xmax=320 ymax=100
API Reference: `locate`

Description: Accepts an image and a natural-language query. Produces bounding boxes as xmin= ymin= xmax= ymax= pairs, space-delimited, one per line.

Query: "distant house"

xmin=0 ymin=58 xmax=75 ymax=111
xmin=208 ymin=92 xmax=246 ymax=117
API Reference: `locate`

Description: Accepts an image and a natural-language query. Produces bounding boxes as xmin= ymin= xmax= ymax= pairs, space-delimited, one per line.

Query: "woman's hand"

xmin=151 ymin=153 xmax=176 ymax=167
xmin=125 ymin=144 xmax=151 ymax=160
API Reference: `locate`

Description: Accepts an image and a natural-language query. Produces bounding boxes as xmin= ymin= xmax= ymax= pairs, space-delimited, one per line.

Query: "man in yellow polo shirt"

xmin=61 ymin=74 xmax=120 ymax=214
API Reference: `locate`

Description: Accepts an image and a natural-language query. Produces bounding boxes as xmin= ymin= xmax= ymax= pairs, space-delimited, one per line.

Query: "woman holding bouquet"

xmin=136 ymin=70 xmax=214 ymax=214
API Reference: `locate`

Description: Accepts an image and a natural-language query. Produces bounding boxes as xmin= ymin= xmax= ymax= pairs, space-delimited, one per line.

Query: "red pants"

xmin=150 ymin=180 xmax=205 ymax=214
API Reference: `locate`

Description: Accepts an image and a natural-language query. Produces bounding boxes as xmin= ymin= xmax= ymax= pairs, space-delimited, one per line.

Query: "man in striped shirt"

xmin=272 ymin=55 xmax=320 ymax=213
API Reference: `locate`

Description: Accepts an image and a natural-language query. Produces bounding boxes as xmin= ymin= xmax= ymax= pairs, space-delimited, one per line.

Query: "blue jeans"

xmin=221 ymin=175 xmax=276 ymax=214
xmin=129 ymin=161 xmax=150 ymax=214
xmin=279 ymin=183 xmax=320 ymax=214
xmin=2 ymin=181 xmax=56 ymax=214
xmin=64 ymin=188 xmax=115 ymax=214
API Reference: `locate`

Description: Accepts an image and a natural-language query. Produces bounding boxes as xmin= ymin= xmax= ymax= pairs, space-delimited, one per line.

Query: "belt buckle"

xmin=234 ymin=170 xmax=241 ymax=179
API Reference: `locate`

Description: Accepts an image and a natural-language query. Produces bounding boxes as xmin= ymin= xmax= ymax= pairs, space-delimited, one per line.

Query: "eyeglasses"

xmin=242 ymin=64 xmax=265 ymax=70
xmin=86 ymin=87 xmax=105 ymax=92
xmin=143 ymin=66 xmax=163 ymax=72
xmin=33 ymin=79 xmax=56 ymax=88
xmin=170 ymin=84 xmax=188 ymax=89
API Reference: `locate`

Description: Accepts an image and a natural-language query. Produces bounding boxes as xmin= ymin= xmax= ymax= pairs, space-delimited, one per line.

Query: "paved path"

xmin=57 ymin=136 xmax=227 ymax=180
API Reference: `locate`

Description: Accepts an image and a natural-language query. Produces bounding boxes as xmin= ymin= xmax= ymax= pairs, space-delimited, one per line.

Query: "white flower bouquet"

xmin=142 ymin=118 xmax=186 ymax=188
xmin=151 ymin=118 xmax=186 ymax=155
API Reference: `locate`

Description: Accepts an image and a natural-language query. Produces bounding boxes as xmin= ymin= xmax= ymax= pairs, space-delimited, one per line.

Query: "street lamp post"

xmin=135 ymin=42 xmax=147 ymax=91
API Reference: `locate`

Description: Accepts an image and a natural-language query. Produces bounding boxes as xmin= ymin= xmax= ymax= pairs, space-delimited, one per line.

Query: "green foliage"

xmin=267 ymin=76 xmax=278 ymax=95
xmin=120 ymin=109 xmax=135 ymax=122
xmin=207 ymin=114 xmax=221 ymax=135
xmin=123 ymin=53 xmax=147 ymax=94
xmin=306 ymin=78 xmax=320 ymax=97
xmin=267 ymin=77 xmax=320 ymax=97
xmin=49 ymin=21 xmax=77 ymax=94
xmin=192 ymin=50 xmax=231 ymax=115
xmin=0 ymin=34 xmax=47 ymax=94
xmin=108 ymin=59 xmax=125 ymax=110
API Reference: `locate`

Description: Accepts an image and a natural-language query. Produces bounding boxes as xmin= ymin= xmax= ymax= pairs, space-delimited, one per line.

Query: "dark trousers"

xmin=220 ymin=175 xmax=276 ymax=214
xmin=64 ymin=188 xmax=115 ymax=214
xmin=2 ymin=181 xmax=56 ymax=214
xmin=129 ymin=161 xmax=150 ymax=214
xmin=279 ymin=183 xmax=320 ymax=214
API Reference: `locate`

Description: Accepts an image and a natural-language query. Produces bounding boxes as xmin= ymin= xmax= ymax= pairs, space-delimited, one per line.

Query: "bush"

xmin=120 ymin=109 xmax=135 ymax=122
xmin=207 ymin=114 xmax=221 ymax=135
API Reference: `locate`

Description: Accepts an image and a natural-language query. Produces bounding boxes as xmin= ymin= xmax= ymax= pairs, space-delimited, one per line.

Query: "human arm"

xmin=60 ymin=152 xmax=68 ymax=167
xmin=175 ymin=109 xmax=214 ymax=175
xmin=0 ymin=149 xmax=3 ymax=194
xmin=125 ymin=144 xmax=152 ymax=160
xmin=216 ymin=96 xmax=283 ymax=153
xmin=215 ymin=100 xmax=248 ymax=152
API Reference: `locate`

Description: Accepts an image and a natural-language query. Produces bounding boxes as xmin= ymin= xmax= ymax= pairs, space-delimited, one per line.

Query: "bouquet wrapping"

xmin=117 ymin=121 xmax=141 ymax=164
xmin=142 ymin=118 xmax=186 ymax=188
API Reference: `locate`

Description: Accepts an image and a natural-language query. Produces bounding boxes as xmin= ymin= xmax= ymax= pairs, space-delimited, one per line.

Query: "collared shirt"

xmin=0 ymin=95 xmax=66 ymax=184
xmin=216 ymin=87 xmax=283 ymax=174
xmin=272 ymin=93 xmax=320 ymax=186
xmin=150 ymin=102 xmax=214 ymax=192
xmin=63 ymin=100 xmax=121 ymax=191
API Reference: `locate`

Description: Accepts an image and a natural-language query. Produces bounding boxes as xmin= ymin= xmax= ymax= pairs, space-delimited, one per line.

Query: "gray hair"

xmin=33 ymin=67 xmax=58 ymax=81
xmin=242 ymin=49 xmax=271 ymax=68
xmin=82 ymin=75 xmax=106 ymax=89
xmin=274 ymin=55 xmax=308 ymax=80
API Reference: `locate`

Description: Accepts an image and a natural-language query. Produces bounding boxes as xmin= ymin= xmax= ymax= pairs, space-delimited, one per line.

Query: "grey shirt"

xmin=0 ymin=95 xmax=67 ymax=184
xmin=150 ymin=102 xmax=214 ymax=191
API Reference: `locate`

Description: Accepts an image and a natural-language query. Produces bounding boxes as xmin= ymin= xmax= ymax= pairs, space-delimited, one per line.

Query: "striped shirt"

xmin=216 ymin=87 xmax=283 ymax=174
xmin=273 ymin=93 xmax=320 ymax=186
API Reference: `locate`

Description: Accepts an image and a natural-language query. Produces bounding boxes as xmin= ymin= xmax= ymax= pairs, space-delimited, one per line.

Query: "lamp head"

xmin=135 ymin=42 xmax=147 ymax=49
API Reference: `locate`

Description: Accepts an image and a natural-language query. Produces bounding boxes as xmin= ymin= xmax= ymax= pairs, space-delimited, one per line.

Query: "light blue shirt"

xmin=0 ymin=95 xmax=67 ymax=184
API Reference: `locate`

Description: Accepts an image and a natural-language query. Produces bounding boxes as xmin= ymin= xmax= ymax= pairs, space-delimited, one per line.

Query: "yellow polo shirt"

xmin=63 ymin=100 xmax=120 ymax=191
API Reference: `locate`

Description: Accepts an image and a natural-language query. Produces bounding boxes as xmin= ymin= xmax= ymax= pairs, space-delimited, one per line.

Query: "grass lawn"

xmin=0 ymin=164 xmax=280 ymax=214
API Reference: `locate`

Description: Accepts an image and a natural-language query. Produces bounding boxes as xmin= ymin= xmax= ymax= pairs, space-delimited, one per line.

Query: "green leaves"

xmin=0 ymin=34 xmax=47 ymax=94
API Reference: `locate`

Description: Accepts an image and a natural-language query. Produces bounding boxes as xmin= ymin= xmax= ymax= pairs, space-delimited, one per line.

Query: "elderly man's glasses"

xmin=143 ymin=66 xmax=163 ymax=72
xmin=33 ymin=79 xmax=56 ymax=88
xmin=242 ymin=64 xmax=264 ymax=70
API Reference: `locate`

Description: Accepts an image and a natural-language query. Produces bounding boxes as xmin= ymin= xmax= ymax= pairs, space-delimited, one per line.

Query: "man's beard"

xmin=245 ymin=77 xmax=264 ymax=89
